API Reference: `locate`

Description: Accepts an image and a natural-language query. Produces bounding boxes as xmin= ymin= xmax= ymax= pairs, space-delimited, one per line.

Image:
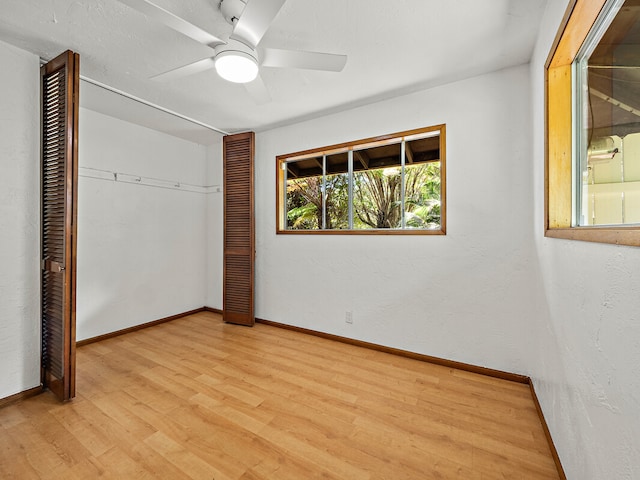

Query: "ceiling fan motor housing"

xmin=220 ymin=0 xmax=247 ymax=25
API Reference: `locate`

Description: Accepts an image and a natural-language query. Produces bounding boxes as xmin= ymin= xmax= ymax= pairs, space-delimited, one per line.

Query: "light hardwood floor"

xmin=0 ymin=312 xmax=560 ymax=479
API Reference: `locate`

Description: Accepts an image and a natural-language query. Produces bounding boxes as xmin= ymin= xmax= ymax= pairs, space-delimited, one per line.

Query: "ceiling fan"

xmin=119 ymin=0 xmax=348 ymax=103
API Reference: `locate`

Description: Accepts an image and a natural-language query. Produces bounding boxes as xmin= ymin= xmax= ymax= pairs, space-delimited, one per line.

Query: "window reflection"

xmin=576 ymin=0 xmax=640 ymax=225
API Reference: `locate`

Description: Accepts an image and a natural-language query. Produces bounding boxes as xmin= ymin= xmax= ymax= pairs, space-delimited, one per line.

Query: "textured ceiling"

xmin=0 ymin=0 xmax=548 ymax=143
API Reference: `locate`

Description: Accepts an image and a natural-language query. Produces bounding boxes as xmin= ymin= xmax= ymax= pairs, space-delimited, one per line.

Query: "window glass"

xmin=404 ymin=136 xmax=441 ymax=229
xmin=574 ymin=0 xmax=640 ymax=226
xmin=285 ymin=156 xmax=323 ymax=230
xmin=325 ymin=152 xmax=349 ymax=229
xmin=353 ymin=143 xmax=402 ymax=229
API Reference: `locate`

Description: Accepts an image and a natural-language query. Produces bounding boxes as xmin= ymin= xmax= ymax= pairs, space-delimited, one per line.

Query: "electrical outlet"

xmin=345 ymin=311 xmax=353 ymax=324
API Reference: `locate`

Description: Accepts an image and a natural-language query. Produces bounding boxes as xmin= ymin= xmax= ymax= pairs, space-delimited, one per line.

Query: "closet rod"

xmin=39 ymin=57 xmax=229 ymax=135
xmin=79 ymin=75 xmax=230 ymax=136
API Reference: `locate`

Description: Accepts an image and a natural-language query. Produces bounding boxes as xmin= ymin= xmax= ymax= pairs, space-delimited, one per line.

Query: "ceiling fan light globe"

xmin=215 ymin=51 xmax=259 ymax=83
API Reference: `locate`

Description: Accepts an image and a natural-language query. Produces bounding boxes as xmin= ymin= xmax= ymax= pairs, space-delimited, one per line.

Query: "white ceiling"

xmin=0 ymin=0 xmax=548 ymax=144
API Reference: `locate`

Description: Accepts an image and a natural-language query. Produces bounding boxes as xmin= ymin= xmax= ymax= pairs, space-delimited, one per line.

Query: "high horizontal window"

xmin=276 ymin=125 xmax=446 ymax=235
xmin=546 ymin=0 xmax=640 ymax=246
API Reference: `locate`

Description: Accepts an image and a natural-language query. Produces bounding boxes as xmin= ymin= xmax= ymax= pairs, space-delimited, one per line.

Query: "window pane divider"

xmin=322 ymin=154 xmax=327 ymax=230
xmin=401 ymin=140 xmax=406 ymax=229
xmin=348 ymin=150 xmax=354 ymax=229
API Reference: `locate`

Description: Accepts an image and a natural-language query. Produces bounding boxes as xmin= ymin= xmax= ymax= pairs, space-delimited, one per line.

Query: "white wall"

xmin=0 ymin=40 xmax=40 ymax=398
xmin=205 ymin=141 xmax=223 ymax=310
xmin=531 ymin=1 xmax=640 ymax=478
xmin=253 ymin=64 xmax=540 ymax=375
xmin=76 ymin=109 xmax=208 ymax=341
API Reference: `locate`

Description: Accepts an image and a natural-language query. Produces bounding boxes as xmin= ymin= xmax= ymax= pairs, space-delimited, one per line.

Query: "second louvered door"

xmin=41 ymin=50 xmax=79 ymax=401
xmin=223 ymin=132 xmax=255 ymax=326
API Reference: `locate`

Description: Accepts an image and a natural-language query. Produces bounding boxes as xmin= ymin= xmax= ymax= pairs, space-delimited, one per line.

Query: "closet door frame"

xmin=40 ymin=50 xmax=79 ymax=401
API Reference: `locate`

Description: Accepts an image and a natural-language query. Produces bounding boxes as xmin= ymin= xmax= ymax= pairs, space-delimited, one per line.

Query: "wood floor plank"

xmin=63 ymin=454 xmax=108 ymax=480
xmin=47 ymin=398 xmax=113 ymax=458
xmin=3 ymin=420 xmax=72 ymax=478
xmin=166 ymin=403 xmax=268 ymax=478
xmin=144 ymin=431 xmax=229 ymax=480
xmin=0 ymin=424 xmax=42 ymax=479
xmin=95 ymin=445 xmax=157 ymax=480
xmin=0 ymin=312 xmax=560 ymax=479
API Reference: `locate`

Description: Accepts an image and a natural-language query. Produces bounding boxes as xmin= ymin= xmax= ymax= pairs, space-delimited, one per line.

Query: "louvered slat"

xmin=42 ymin=66 xmax=67 ymax=379
xmin=224 ymin=255 xmax=252 ymax=315
xmin=223 ymin=132 xmax=255 ymax=326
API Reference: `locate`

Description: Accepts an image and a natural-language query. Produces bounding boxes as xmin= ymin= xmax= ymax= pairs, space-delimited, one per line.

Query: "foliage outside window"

xmin=546 ymin=0 xmax=640 ymax=245
xmin=276 ymin=125 xmax=446 ymax=234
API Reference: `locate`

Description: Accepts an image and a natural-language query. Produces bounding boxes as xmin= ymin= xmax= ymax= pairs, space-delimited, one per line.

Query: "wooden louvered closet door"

xmin=41 ymin=50 xmax=80 ymax=401
xmin=223 ymin=132 xmax=255 ymax=326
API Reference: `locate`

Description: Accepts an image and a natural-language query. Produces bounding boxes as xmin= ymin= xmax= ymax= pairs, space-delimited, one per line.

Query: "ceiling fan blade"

xmin=230 ymin=0 xmax=286 ymax=49
xmin=243 ymin=73 xmax=272 ymax=104
xmin=118 ymin=0 xmax=223 ymax=48
xmin=260 ymin=48 xmax=347 ymax=72
xmin=151 ymin=58 xmax=216 ymax=81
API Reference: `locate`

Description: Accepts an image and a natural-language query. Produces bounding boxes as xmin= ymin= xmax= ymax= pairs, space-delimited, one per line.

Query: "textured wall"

xmin=253 ymin=65 xmax=540 ymax=375
xmin=76 ymin=109 xmax=208 ymax=341
xmin=0 ymin=40 xmax=40 ymax=398
xmin=531 ymin=1 xmax=640 ymax=478
xmin=205 ymin=142 xmax=223 ymax=310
